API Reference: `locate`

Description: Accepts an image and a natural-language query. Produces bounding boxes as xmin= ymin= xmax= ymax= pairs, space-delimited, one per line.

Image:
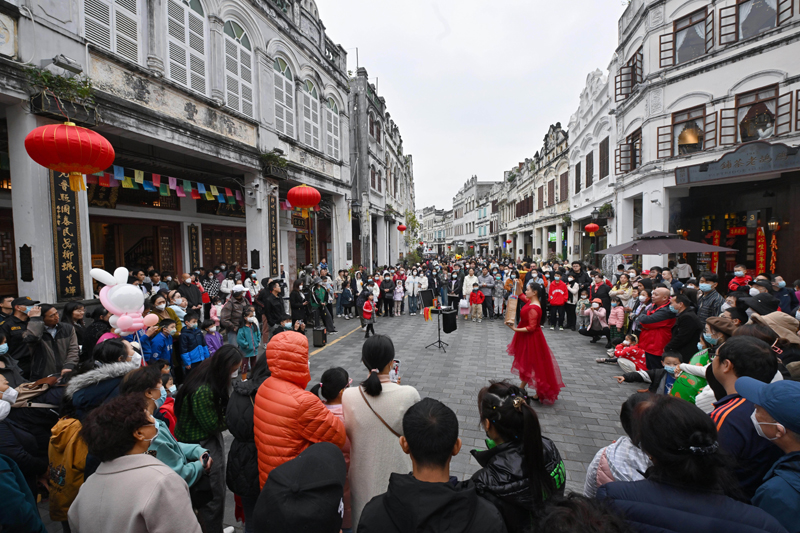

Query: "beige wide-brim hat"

xmin=750 ymin=312 xmax=800 ymax=346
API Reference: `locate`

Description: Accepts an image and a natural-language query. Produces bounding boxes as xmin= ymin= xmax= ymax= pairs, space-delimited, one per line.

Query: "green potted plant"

xmin=260 ymin=151 xmax=288 ymax=180
xmin=26 ymin=66 xmax=98 ymax=124
xmin=598 ymin=202 xmax=615 ymax=219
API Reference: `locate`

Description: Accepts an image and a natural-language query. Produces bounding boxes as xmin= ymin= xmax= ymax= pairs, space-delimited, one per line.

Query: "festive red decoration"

xmin=24 ymin=121 xmax=115 ymax=191
xmin=397 ymin=224 xmax=407 ymax=232
xmin=506 ymin=239 xmax=512 ymax=244
xmin=710 ymin=230 xmax=721 ymax=273
xmin=419 ymin=241 xmax=424 ymax=246
xmin=585 ymin=223 xmax=600 ymax=237
xmin=769 ymin=233 xmax=778 ymax=274
xmin=755 ymin=227 xmax=766 ymax=274
xmin=286 ymin=184 xmax=321 ymax=219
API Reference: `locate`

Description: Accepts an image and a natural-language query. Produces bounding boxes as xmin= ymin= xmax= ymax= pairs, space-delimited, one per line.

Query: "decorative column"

xmin=6 ymin=107 xmax=58 ymax=302
xmin=555 ymin=222 xmax=563 ymax=258
xmin=208 ymin=15 xmax=226 ymax=105
xmin=376 ymin=215 xmax=388 ymax=266
xmin=331 ymin=194 xmax=352 ymax=270
xmin=146 ymin=0 xmax=166 ymax=76
xmin=243 ymin=173 xmax=272 ymax=280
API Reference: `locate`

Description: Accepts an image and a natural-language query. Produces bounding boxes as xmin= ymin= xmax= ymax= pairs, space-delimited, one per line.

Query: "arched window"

xmin=223 ymin=20 xmax=253 ymax=117
xmin=166 ymin=0 xmax=206 ymax=94
xmin=324 ymin=98 xmax=340 ymax=159
xmin=370 ymin=166 xmax=376 ymax=189
xmin=302 ymin=80 xmax=320 ymax=150
xmin=377 ymin=170 xmax=382 ymax=192
xmin=84 ymin=0 xmax=141 ymax=63
xmin=393 ymin=167 xmax=398 ymax=196
xmin=369 ymin=114 xmax=375 ymax=137
xmin=273 ymin=58 xmax=295 ymax=137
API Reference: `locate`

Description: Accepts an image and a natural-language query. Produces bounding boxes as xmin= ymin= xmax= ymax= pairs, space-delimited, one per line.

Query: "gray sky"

xmin=319 ymin=1 xmax=626 ymax=209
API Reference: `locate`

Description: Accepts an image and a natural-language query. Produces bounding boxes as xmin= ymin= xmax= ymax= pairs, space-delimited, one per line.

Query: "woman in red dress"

xmin=506 ymin=282 xmax=564 ymax=404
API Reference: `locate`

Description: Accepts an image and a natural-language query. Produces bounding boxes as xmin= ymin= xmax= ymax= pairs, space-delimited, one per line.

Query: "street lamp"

xmin=591 ymin=207 xmax=600 ymax=221
xmin=768 ymin=217 xmax=780 ymax=232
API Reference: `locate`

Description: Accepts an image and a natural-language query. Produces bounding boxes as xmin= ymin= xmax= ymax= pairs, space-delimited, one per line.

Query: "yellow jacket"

xmin=48 ymin=417 xmax=88 ymax=521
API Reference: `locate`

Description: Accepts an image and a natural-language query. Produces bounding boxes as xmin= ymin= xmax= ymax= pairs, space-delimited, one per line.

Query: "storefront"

xmin=673 ymin=141 xmax=800 ymax=282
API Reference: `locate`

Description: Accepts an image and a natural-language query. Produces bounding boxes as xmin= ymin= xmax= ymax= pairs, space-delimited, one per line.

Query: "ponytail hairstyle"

xmin=478 ymin=381 xmax=555 ymax=504
xmin=310 ymin=367 xmax=350 ymax=403
xmin=360 ymin=335 xmax=395 ymax=397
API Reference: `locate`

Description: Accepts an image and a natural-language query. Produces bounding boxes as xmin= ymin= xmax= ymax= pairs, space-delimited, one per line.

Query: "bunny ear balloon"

xmin=90 ymin=267 xmax=152 ymax=336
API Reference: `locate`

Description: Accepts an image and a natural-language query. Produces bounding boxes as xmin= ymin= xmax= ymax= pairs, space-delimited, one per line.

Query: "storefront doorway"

xmin=0 ymin=209 xmax=17 ymax=297
xmin=89 ymin=217 xmax=182 ymax=275
xmin=201 ymin=225 xmax=247 ymax=269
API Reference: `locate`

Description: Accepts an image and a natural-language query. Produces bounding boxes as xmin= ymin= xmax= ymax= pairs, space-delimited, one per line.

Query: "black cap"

xmin=741 ymin=293 xmax=780 ymax=316
xmin=11 ymin=296 xmax=39 ymax=308
xmin=252 ymin=442 xmax=346 ymax=533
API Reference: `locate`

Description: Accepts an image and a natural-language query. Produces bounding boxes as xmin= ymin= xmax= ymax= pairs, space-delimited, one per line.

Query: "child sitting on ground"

xmin=310 ymin=368 xmax=352 ymax=532
xmin=614 ymin=351 xmax=683 ymax=395
xmin=597 ymin=334 xmax=647 ymax=372
xmin=202 ymin=319 xmax=223 ymax=356
xmin=576 ymin=289 xmax=591 ymax=330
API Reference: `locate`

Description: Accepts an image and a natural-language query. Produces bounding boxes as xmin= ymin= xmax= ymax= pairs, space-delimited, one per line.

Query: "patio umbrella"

xmin=596 ymin=231 xmax=737 ymax=255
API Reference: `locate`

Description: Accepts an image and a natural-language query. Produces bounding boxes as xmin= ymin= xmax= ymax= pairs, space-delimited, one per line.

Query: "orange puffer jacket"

xmin=253 ymin=331 xmax=346 ymax=488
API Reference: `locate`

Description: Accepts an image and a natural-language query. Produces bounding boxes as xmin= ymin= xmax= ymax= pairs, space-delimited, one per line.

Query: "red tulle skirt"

xmin=507 ymin=328 xmax=564 ymax=404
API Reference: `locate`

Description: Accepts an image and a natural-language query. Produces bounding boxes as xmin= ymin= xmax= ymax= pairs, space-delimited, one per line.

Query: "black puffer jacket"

xmin=225 ymin=373 xmax=268 ymax=497
xmin=470 ymin=438 xmax=565 ymax=533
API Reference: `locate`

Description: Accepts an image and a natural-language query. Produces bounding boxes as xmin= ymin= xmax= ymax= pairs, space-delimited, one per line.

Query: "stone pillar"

xmin=331 ymin=194 xmax=352 ymax=270
xmin=566 ymin=223 xmax=575 ymax=262
xmin=555 ymin=222 xmax=563 ymax=259
xmin=376 ymin=215 xmax=388 ymax=266
xmin=641 ymin=191 xmax=667 ymax=270
xmin=6 ymin=107 xmax=58 ymax=302
xmin=146 ymin=0 xmax=166 ymax=76
xmin=208 ymin=16 xmax=225 ymax=105
xmin=243 ymin=173 xmax=271 ymax=281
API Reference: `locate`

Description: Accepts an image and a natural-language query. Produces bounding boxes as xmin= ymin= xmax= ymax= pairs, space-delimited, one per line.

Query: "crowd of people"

xmin=0 ymin=254 xmax=798 ymax=533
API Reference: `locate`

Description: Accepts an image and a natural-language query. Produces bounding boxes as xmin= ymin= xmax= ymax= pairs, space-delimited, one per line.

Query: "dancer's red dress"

xmin=507 ymin=295 xmax=564 ymax=404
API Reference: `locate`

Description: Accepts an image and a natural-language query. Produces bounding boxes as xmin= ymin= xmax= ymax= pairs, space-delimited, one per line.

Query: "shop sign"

xmin=188 ymin=225 xmax=200 ymax=272
xmin=709 ymin=230 xmax=721 ymax=274
xmin=728 ymin=227 xmax=747 ymax=236
xmin=268 ymin=195 xmax=279 ymax=277
xmin=51 ymin=172 xmax=83 ymax=300
xmin=746 ymin=210 xmax=759 ymax=228
xmin=548 ymin=232 xmax=556 ymax=242
xmin=756 ymin=227 xmax=767 ymax=273
xmin=0 ymin=12 xmax=16 ymax=59
xmin=676 ymin=141 xmax=800 ymax=185
xmin=291 ymin=214 xmax=307 ymax=230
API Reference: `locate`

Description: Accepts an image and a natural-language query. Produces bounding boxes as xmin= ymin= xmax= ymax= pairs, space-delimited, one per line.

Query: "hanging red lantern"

xmin=286 ymin=184 xmax=321 ymax=219
xmin=585 ymin=223 xmax=600 ymax=237
xmin=24 ymin=121 xmax=115 ymax=192
xmin=397 ymin=224 xmax=407 ymax=232
xmin=470 ymin=245 xmax=475 ymax=248
xmin=419 ymin=241 xmax=424 ymax=246
xmin=506 ymin=239 xmax=512 ymax=244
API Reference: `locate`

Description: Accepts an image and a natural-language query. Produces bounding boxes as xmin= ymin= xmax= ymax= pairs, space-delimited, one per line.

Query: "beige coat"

xmin=342 ymin=379 xmax=420 ymax=530
xmin=68 ymin=454 xmax=201 ymax=533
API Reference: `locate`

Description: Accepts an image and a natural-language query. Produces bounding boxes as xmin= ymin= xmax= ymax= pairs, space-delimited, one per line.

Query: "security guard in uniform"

xmin=0 ymin=296 xmax=39 ymax=379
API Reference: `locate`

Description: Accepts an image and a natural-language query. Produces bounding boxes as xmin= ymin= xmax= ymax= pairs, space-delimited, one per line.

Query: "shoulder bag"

xmin=359 ymin=386 xmax=401 ymax=437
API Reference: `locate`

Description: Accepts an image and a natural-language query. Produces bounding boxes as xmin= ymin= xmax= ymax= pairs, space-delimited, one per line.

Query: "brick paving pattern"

xmin=41 ymin=311 xmax=631 ymax=531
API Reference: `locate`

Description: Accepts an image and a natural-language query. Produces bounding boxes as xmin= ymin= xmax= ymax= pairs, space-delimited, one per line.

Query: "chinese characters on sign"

xmin=269 ymin=195 xmax=279 ymax=277
xmin=710 ymin=230 xmax=721 ymax=274
xmin=756 ymin=227 xmax=767 ymax=274
xmin=676 ymin=141 xmax=800 ymax=185
xmin=188 ymin=225 xmax=200 ymax=272
xmin=50 ymin=172 xmax=83 ymax=300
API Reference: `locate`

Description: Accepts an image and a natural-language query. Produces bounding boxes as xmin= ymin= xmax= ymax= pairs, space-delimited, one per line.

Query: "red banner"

xmin=728 ymin=227 xmax=747 ymax=236
xmin=769 ymin=233 xmax=778 ymax=274
xmin=756 ymin=227 xmax=767 ymax=273
xmin=710 ymin=230 xmax=721 ymax=274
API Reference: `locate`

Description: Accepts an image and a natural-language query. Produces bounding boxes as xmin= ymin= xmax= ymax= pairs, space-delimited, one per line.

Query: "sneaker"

xmin=472 ymin=318 xmax=477 ymax=322
xmin=549 ymin=326 xmax=555 ymax=330
xmin=478 ymin=319 xmax=482 ymax=323
xmin=560 ymin=327 xmax=564 ymax=331
xmin=223 ymin=528 xmax=235 ymax=533
xmin=337 ymin=314 xmax=342 ymax=317
xmin=361 ymin=326 xmax=366 ymax=331
xmin=344 ymin=316 xmax=350 ymax=320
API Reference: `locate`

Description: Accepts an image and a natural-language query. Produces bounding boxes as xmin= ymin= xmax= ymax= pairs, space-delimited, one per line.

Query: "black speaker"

xmin=419 ymin=289 xmax=435 ymax=308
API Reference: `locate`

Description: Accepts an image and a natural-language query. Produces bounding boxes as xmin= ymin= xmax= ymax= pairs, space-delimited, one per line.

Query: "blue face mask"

xmin=734 ymin=271 xmax=745 ymax=278
xmin=283 ymin=322 xmax=292 ymax=330
xmin=611 ymin=303 xmax=617 ymax=307
xmin=25 ymin=306 xmax=33 ymax=314
xmin=703 ymin=332 xmax=718 ymax=345
xmin=664 ymin=365 xmax=676 ymax=375
xmin=669 ymin=304 xmax=677 ymax=313
xmin=778 ymin=281 xmax=786 ymax=289
xmin=153 ymin=387 xmax=166 ymax=410
xmin=168 ymin=384 xmax=177 ymax=394
xmin=0 ymin=343 xmax=7 ymax=355
xmin=699 ymin=283 xmax=712 ymax=293
xmin=697 ymin=341 xmax=704 ymax=351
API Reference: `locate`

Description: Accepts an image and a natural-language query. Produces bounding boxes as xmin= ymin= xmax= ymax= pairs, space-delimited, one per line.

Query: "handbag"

xmin=201 ymin=292 xmax=211 ymax=304
xmin=359 ymin=387 xmax=401 ymax=437
xmin=459 ymin=299 xmax=469 ymax=309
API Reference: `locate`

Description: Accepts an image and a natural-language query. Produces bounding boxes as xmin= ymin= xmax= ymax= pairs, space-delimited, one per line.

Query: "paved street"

xmin=41 ymin=311 xmax=632 ymax=532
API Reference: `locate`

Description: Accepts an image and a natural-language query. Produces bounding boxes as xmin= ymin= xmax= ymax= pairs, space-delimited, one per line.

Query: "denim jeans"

xmin=335 ymin=293 xmax=344 ymax=315
xmin=408 ymin=295 xmax=418 ymax=314
xmin=440 ymin=286 xmax=448 ymax=307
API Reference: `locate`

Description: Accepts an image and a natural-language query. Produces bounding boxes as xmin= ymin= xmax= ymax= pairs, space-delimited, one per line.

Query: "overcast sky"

xmin=318 ymin=0 xmax=626 ymax=210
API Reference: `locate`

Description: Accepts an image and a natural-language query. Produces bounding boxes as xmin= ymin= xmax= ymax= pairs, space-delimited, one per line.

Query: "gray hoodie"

xmin=477 ymin=273 xmax=495 ymax=298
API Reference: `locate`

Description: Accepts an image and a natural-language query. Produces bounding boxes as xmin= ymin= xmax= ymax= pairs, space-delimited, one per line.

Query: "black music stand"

xmin=426 ymin=307 xmax=449 ymax=352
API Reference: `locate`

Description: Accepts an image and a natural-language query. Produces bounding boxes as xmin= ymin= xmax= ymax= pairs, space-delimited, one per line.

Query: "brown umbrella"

xmin=596 ymin=231 xmax=737 ymax=255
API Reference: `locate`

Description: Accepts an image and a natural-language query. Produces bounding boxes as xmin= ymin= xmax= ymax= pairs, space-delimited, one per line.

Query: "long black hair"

xmin=478 ymin=381 xmax=555 ymax=504
xmin=311 ymin=367 xmax=349 ymax=402
xmin=361 ymin=335 xmax=395 ymax=397
xmin=638 ymin=394 xmax=739 ymax=497
xmin=174 ymin=345 xmax=243 ymax=425
xmin=61 ymin=301 xmax=85 ymax=327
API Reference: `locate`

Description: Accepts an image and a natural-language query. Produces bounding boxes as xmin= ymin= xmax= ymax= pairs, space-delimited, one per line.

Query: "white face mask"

xmin=751 ymin=411 xmax=781 ymax=441
xmin=749 ymin=288 xmax=761 ymax=297
xmin=173 ymin=297 xmax=183 ymax=305
xmin=165 ymin=276 xmax=172 ymax=282
xmin=155 ymin=304 xmax=166 ymax=311
xmin=248 ymin=316 xmax=258 ymax=323
xmin=130 ymin=353 xmax=142 ymax=366
xmin=639 ymin=295 xmax=647 ymax=302
xmin=231 ymin=370 xmax=239 ymax=378
xmin=623 ymin=340 xmax=630 ymax=346
xmin=591 ymin=303 xmax=599 ymax=309
xmin=208 ymin=326 xmax=216 ymax=332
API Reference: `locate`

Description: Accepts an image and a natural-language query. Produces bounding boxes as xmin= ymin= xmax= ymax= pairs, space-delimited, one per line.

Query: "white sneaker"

xmin=223 ymin=527 xmax=235 ymax=533
xmin=560 ymin=327 xmax=564 ymax=331
xmin=344 ymin=316 xmax=350 ymax=320
xmin=549 ymin=326 xmax=555 ymax=330
xmin=478 ymin=319 xmax=482 ymax=323
xmin=337 ymin=314 xmax=342 ymax=317
xmin=472 ymin=318 xmax=476 ymax=322
xmin=361 ymin=326 xmax=366 ymax=331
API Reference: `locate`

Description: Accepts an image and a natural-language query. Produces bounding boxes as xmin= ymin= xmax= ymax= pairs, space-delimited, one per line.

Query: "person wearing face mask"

xmin=492 ymin=271 xmax=505 ymax=319
xmin=119 ymin=366 xmax=210 ymax=488
xmin=771 ymin=275 xmax=799 ymax=315
xmin=547 ymin=273 xmax=568 ymax=331
xmin=580 ymin=299 xmax=613 ymax=348
xmin=663 ymin=294 xmax=704 ymax=363
xmin=637 ymin=287 xmax=678 ymax=370
xmin=179 ymin=312 xmax=210 ymax=375
xmin=477 ymin=267 xmax=495 ymax=319
xmin=379 ymin=273 xmax=395 ymax=318
xmin=0 ymin=333 xmax=25 ymax=388
xmin=0 ymin=296 xmax=39 ymax=379
xmin=147 ymin=294 xmax=182 ymax=336
xmin=177 ymin=273 xmax=204 ymax=316
xmin=237 ymin=306 xmax=262 ymax=374
xmin=200 ymin=319 xmax=224 ymax=357
xmin=221 ymin=285 xmax=248 ymax=346
xmin=68 ymin=394 xmax=202 ymax=533
xmin=22 ymin=303 xmax=80 ymax=380
xmin=614 ymin=351 xmax=684 ymax=395
xmin=728 ymin=264 xmax=753 ymax=293
xmin=710 ymin=336 xmax=784 ymax=500
xmin=290 ymin=279 xmax=309 ymax=332
xmin=175 ymin=346 xmax=244 ymax=532
xmin=219 ymin=270 xmax=237 ymax=301
xmin=167 ymin=290 xmax=188 ymax=326
xmin=446 ymin=270 xmax=464 ymax=312
xmin=697 ymin=272 xmax=725 ymax=325
xmin=737 ymin=377 xmax=800 ymax=533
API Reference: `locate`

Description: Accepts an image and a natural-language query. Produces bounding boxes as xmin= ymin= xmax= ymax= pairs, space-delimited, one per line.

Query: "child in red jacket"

xmin=596 ymin=333 xmax=646 ymax=372
xmin=363 ymin=293 xmax=376 ymax=338
xmin=548 ymin=273 xmax=569 ymax=331
xmin=727 ymin=264 xmax=752 ymax=293
xmin=468 ymin=282 xmax=485 ymax=322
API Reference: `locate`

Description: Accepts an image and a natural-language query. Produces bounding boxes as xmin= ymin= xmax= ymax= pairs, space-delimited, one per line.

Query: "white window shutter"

xmin=166 ymin=0 xmax=188 ymax=87
xmin=187 ymin=10 xmax=207 ymax=94
xmin=303 ymin=92 xmax=312 ymax=145
xmin=114 ymin=0 xmax=139 ymax=63
xmin=84 ymin=0 xmax=112 ymax=50
xmin=284 ymin=78 xmax=295 ymax=137
xmin=225 ymin=37 xmax=240 ymax=113
xmin=240 ymin=49 xmax=253 ymax=117
xmin=311 ymin=99 xmax=320 ymax=150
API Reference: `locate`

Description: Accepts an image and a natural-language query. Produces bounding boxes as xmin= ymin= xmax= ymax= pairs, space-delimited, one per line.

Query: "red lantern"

xmin=286 ymin=184 xmax=321 ymax=219
xmin=506 ymin=239 xmax=512 ymax=244
xmin=470 ymin=245 xmax=475 ymax=248
xmin=24 ymin=121 xmax=115 ymax=192
xmin=419 ymin=241 xmax=424 ymax=246
xmin=585 ymin=223 xmax=600 ymax=237
xmin=397 ymin=224 xmax=407 ymax=233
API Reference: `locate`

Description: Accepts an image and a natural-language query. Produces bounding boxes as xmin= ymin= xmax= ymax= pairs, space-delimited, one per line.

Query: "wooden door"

xmin=202 ymin=225 xmax=247 ymax=268
xmin=0 ymin=210 xmax=17 ymax=297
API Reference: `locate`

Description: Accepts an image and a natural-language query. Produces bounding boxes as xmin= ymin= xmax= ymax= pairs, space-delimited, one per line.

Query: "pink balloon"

xmin=143 ymin=314 xmax=159 ymax=327
xmin=117 ymin=315 xmax=134 ymax=331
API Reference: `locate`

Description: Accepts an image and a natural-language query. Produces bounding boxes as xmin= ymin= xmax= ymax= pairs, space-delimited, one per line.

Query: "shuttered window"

xmin=586 ymin=152 xmax=594 ymax=187
xmin=223 ymin=21 xmax=254 ymax=118
xmin=303 ymin=81 xmax=321 ymax=150
xmin=559 ymin=172 xmax=568 ymax=202
xmin=274 ymin=58 xmax=295 ymax=138
xmin=575 ymin=162 xmax=581 ymax=193
xmin=599 ymin=137 xmax=610 ymax=179
xmin=166 ymin=0 xmax=206 ymax=95
xmin=84 ymin=0 xmax=141 ymax=64
xmin=324 ymin=98 xmax=340 ymax=159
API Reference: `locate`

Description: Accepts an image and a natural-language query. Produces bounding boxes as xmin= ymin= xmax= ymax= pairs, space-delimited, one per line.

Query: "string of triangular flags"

xmin=84 ymin=165 xmax=243 ymax=206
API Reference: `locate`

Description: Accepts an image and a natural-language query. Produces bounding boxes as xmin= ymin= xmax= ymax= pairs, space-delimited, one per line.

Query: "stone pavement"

xmin=40 ymin=311 xmax=634 ymax=532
